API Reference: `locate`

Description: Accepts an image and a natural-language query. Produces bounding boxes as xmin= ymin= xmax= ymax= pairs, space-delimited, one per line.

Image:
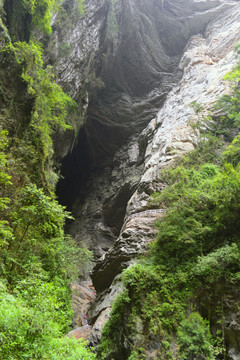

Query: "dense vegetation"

xmin=0 ymin=0 xmax=97 ymax=358
xmin=98 ymin=59 xmax=240 ymax=359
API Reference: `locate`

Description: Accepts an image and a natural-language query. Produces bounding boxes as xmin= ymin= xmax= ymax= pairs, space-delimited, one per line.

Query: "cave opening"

xmin=56 ymin=113 xmax=140 ymax=255
xmin=56 ymin=127 xmax=92 ymax=211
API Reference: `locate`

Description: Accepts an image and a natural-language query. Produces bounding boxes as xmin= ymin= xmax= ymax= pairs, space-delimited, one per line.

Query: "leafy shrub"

xmin=177 ymin=312 xmax=214 ymax=360
xmin=0 ymin=2 xmax=92 ymax=359
xmin=0 ymin=286 xmax=96 ymax=359
xmin=194 ymin=243 xmax=240 ymax=283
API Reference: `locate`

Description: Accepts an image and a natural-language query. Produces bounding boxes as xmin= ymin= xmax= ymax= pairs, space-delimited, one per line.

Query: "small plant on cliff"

xmin=177 ymin=312 xmax=214 ymax=360
xmin=20 ymin=0 xmax=63 ymax=34
xmin=0 ymin=129 xmax=13 ymax=245
xmin=77 ymin=0 xmax=85 ymax=15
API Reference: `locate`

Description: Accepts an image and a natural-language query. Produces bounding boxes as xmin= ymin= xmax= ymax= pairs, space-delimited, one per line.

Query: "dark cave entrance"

xmin=56 ymin=127 xmax=92 ymax=211
xmin=55 ymin=117 xmax=139 ymax=244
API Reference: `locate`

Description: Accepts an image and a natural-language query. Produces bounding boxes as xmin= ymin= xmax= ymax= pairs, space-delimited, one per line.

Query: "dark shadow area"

xmin=103 ymin=183 xmax=137 ymax=236
xmin=56 ymin=127 xmax=92 ymax=210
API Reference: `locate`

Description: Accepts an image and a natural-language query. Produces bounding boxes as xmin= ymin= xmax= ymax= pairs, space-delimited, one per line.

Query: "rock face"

xmin=67 ymin=281 xmax=95 ymax=341
xmin=88 ymin=1 xmax=240 ymax=353
xmin=71 ymin=281 xmax=96 ymax=327
xmin=76 ymin=0 xmax=240 ymax=280
xmin=54 ymin=0 xmax=240 ymax=357
xmin=59 ymin=0 xmax=239 ymax=252
xmin=55 ymin=0 xmax=236 ymax=168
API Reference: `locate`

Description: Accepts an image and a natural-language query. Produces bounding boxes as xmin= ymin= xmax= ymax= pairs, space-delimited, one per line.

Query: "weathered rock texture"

xmin=67 ymin=281 xmax=95 ymax=340
xmin=54 ymin=0 xmax=240 ymax=358
xmin=59 ymin=0 xmax=240 ymax=253
xmin=83 ymin=0 xmax=240 ymax=280
xmin=71 ymin=281 xmax=96 ymax=327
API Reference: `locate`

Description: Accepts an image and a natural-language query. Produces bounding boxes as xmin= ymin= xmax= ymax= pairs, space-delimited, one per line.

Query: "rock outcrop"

xmin=61 ymin=0 xmax=240 ymax=253
xmin=71 ymin=281 xmax=96 ymax=327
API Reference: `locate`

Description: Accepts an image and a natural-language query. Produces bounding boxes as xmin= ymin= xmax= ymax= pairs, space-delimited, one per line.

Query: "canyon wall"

xmin=53 ymin=0 xmax=240 ymax=358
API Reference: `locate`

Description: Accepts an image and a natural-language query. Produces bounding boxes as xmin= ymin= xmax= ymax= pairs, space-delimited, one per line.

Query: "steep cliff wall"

xmin=85 ymin=4 xmax=240 ymax=354
xmin=56 ymin=0 xmax=236 ymax=191
xmin=53 ymin=0 xmax=240 ymax=358
xmin=57 ymin=0 xmax=238 ymax=254
xmin=51 ymin=0 xmax=240 ymax=356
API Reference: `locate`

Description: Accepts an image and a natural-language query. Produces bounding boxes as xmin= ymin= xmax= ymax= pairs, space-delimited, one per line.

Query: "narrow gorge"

xmin=0 ymin=0 xmax=240 ymax=359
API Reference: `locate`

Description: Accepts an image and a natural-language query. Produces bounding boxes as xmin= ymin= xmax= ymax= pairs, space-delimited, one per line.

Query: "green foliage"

xmin=0 ymin=40 xmax=77 ymax=192
xmin=177 ymin=312 xmax=215 ymax=360
xmin=22 ymin=0 xmax=58 ymax=34
xmin=22 ymin=0 xmax=85 ymax=33
xmin=0 ymin=183 xmax=92 ymax=285
xmin=0 ymin=130 xmax=12 ymax=189
xmin=98 ymin=263 xmax=189 ymax=359
xmin=0 ymin=130 xmax=13 ymax=246
xmin=190 ymin=101 xmax=204 ymax=114
xmin=151 ymin=162 xmax=240 ymax=268
xmin=77 ymin=0 xmax=85 ymax=15
xmin=128 ymin=349 xmax=146 ymax=360
xmin=4 ymin=0 xmax=63 ymax=41
xmin=0 ymin=285 xmax=96 ymax=360
xmin=13 ymin=0 xmax=63 ymax=36
xmin=194 ymin=243 xmax=240 ymax=284
xmin=0 ymin=142 xmax=93 ymax=358
xmin=44 ymin=337 xmax=96 ymax=360
xmin=222 ymin=132 xmax=240 ymax=165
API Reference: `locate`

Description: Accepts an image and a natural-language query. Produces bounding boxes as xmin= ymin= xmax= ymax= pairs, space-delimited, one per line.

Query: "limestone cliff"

xmin=53 ymin=0 xmax=240 ymax=358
